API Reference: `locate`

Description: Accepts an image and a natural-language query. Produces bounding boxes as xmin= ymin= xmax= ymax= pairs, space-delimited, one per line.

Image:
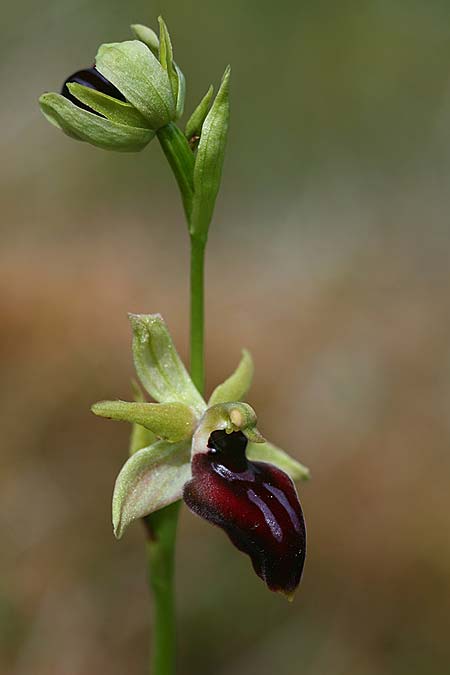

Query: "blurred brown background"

xmin=1 ymin=1 xmax=450 ymax=673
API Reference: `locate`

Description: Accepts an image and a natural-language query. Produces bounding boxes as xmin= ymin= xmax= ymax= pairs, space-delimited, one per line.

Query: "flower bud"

xmin=39 ymin=35 xmax=179 ymax=152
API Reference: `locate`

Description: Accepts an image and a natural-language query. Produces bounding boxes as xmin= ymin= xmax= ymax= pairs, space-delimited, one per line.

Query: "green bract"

xmin=184 ymin=85 xmax=214 ymax=142
xmin=189 ymin=66 xmax=231 ymax=242
xmin=91 ymin=314 xmax=310 ymax=539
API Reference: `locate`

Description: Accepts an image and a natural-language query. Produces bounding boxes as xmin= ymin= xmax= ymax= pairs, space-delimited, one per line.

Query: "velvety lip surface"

xmin=61 ymin=67 xmax=126 ymax=113
xmin=184 ymin=429 xmax=306 ymax=596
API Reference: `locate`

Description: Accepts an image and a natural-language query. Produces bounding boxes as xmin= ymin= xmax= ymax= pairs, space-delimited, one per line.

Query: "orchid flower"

xmin=39 ymin=20 xmax=184 ymax=152
xmin=92 ymin=314 xmax=309 ymax=598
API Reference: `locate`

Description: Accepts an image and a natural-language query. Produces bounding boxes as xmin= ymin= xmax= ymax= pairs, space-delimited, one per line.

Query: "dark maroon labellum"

xmin=183 ymin=430 xmax=306 ymax=596
xmin=61 ymin=67 xmax=126 ymax=113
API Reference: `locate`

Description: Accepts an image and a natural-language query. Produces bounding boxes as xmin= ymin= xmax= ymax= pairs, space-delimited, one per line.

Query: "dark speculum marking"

xmin=61 ymin=67 xmax=126 ymax=113
xmin=183 ymin=429 xmax=306 ymax=596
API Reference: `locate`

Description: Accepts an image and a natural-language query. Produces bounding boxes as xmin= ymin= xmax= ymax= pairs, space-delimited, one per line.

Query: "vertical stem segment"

xmin=145 ymin=234 xmax=205 ymax=674
xmin=146 ymin=125 xmax=206 ymax=675
xmin=190 ymin=236 xmax=206 ymax=395
xmin=145 ymin=501 xmax=181 ymax=675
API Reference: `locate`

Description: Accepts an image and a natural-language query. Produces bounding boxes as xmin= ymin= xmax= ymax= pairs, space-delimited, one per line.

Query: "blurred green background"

xmin=2 ymin=1 xmax=450 ymax=673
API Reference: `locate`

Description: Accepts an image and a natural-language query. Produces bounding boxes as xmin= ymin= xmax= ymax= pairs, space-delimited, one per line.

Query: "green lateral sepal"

xmin=91 ymin=400 xmax=197 ymax=442
xmin=113 ymin=440 xmax=191 ymax=538
xmin=39 ymin=93 xmax=154 ymax=152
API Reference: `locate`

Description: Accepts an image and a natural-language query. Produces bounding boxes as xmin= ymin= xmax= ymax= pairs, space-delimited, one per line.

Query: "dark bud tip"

xmin=61 ymin=67 xmax=126 ymax=113
xmin=183 ymin=429 xmax=306 ymax=596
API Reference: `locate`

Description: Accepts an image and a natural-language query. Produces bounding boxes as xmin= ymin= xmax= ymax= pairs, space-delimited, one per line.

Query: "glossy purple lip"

xmin=61 ymin=67 xmax=126 ymax=113
xmin=183 ymin=429 xmax=306 ymax=596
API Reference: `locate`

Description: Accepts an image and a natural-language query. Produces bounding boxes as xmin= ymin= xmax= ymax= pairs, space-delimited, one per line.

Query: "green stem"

xmin=189 ymin=235 xmax=206 ymax=395
xmin=145 ymin=129 xmax=207 ymax=675
xmin=157 ymin=123 xmax=195 ymax=221
xmin=145 ymin=501 xmax=180 ymax=675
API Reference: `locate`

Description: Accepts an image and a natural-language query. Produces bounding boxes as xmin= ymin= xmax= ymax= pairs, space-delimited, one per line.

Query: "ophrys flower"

xmin=92 ymin=314 xmax=309 ymax=598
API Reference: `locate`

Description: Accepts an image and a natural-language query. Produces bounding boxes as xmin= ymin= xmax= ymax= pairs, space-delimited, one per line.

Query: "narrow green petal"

xmin=91 ymin=400 xmax=196 ymax=442
xmin=130 ymin=313 xmax=206 ymax=415
xmin=189 ymin=66 xmax=230 ymax=242
xmin=66 ymin=83 xmax=150 ymax=128
xmin=95 ymin=40 xmax=175 ymax=129
xmin=39 ymin=93 xmax=154 ymax=152
xmin=113 ymin=440 xmax=191 ymax=538
xmin=208 ymin=349 xmax=254 ymax=406
xmin=184 ymin=85 xmax=214 ymax=140
xmin=247 ymin=441 xmax=311 ymax=482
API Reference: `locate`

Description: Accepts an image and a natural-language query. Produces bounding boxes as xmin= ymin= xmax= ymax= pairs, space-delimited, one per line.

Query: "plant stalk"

xmin=189 ymin=235 xmax=206 ymax=395
xmin=146 ymin=132 xmax=207 ymax=675
xmin=145 ymin=501 xmax=181 ymax=675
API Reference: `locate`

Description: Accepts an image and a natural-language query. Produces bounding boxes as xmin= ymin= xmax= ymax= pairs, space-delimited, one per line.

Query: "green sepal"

xmin=208 ymin=349 xmax=254 ymax=406
xmin=130 ymin=313 xmax=206 ymax=415
xmin=39 ymin=93 xmax=154 ymax=152
xmin=189 ymin=66 xmax=230 ymax=242
xmin=91 ymin=400 xmax=196 ymax=442
xmin=66 ymin=83 xmax=150 ymax=129
xmin=131 ymin=23 xmax=159 ymax=55
xmin=192 ymin=402 xmax=264 ymax=457
xmin=247 ymin=441 xmax=310 ymax=482
xmin=112 ymin=440 xmax=191 ymax=538
xmin=95 ymin=40 xmax=175 ymax=130
xmin=184 ymin=85 xmax=214 ymax=141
